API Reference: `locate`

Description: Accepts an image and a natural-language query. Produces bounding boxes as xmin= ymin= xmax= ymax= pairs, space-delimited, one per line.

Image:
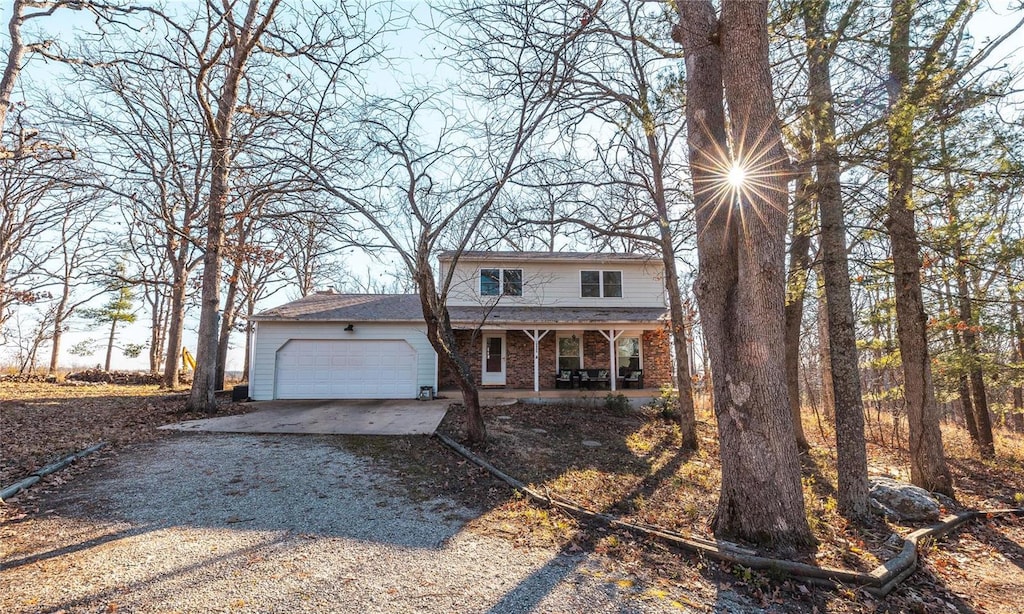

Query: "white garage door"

xmin=275 ymin=340 xmax=418 ymax=399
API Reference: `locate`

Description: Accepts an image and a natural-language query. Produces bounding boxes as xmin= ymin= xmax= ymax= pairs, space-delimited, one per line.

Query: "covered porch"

xmin=437 ymin=312 xmax=674 ymax=394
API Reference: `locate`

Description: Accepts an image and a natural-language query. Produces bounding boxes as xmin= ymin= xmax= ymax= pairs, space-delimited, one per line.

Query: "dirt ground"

xmin=2 ymin=382 xmax=1022 ymax=612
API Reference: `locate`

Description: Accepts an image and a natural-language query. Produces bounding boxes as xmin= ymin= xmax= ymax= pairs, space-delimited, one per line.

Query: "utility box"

xmin=231 ymin=385 xmax=249 ymax=402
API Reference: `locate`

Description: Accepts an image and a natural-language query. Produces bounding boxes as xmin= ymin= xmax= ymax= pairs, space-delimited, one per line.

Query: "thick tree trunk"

xmin=886 ymin=0 xmax=953 ymax=495
xmin=188 ymin=155 xmax=228 ymax=412
xmin=674 ymin=0 xmax=812 ymax=546
xmin=188 ymin=1 xmax=274 ymax=413
xmin=415 ymin=247 xmax=486 ymax=443
xmin=49 ymin=325 xmax=63 ymax=374
xmin=805 ymin=0 xmax=869 ymax=518
xmin=784 ymin=128 xmax=814 ymax=453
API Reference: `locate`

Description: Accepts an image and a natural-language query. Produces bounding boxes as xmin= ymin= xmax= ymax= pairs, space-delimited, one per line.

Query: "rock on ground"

xmin=869 ymin=477 xmax=942 ymax=522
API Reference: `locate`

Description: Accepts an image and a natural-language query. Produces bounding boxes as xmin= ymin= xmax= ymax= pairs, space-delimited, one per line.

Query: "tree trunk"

xmin=0 ymin=0 xmax=27 ymax=135
xmin=104 ymin=317 xmax=117 ymax=372
xmin=49 ymin=324 xmax=63 ymax=374
xmin=242 ymin=316 xmax=254 ymax=383
xmin=815 ymin=270 xmax=835 ymax=422
xmin=188 ymin=160 xmax=228 ymax=412
xmin=645 ymin=129 xmax=698 ymax=451
xmin=216 ymin=268 xmax=240 ymax=390
xmin=188 ymin=1 xmax=275 ymax=413
xmin=1010 ymin=296 xmax=1024 ymax=431
xmin=48 ymin=281 xmax=72 ymax=374
xmin=955 ymin=270 xmax=995 ymax=457
xmin=163 ymin=276 xmax=187 ymax=388
xmin=805 ymin=0 xmax=869 ymax=518
xmin=784 ymin=125 xmax=814 ymax=453
xmin=674 ymin=0 xmax=812 ymax=546
xmin=886 ymin=0 xmax=953 ymax=496
xmin=414 ymin=251 xmax=486 ymax=443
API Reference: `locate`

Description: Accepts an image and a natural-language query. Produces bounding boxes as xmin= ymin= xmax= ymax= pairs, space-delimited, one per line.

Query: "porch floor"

xmin=437 ymin=387 xmax=665 ymax=406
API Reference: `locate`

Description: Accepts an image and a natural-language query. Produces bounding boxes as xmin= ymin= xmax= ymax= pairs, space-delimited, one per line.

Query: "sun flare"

xmin=727 ymin=164 xmax=746 ymax=188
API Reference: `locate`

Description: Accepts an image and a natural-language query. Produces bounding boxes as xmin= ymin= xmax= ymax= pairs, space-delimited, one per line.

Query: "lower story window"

xmin=558 ymin=335 xmax=581 ymax=371
xmin=617 ymin=336 xmax=641 ymax=372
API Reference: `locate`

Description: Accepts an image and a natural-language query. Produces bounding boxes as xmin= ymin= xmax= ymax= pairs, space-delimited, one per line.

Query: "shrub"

xmin=604 ymin=393 xmax=631 ymax=414
xmin=644 ymin=384 xmax=679 ymax=421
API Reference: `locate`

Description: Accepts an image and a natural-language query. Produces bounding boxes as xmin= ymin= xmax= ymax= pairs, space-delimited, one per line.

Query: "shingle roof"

xmin=437 ymin=250 xmax=654 ymax=263
xmin=253 ymin=293 xmax=668 ymax=325
xmin=252 ymin=293 xmax=423 ymax=322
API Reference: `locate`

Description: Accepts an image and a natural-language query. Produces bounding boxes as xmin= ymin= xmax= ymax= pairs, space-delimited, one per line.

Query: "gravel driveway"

xmin=1 ymin=433 xmax=765 ymax=613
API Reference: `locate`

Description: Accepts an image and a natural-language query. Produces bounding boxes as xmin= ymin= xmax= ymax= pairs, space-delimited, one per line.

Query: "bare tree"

xmin=0 ymin=115 xmax=76 ymax=338
xmin=673 ymin=0 xmax=812 ymax=545
xmin=803 ymin=0 xmax=870 ymax=518
xmin=58 ymin=55 xmax=210 ymax=386
xmin=516 ymin=0 xmax=699 ymax=449
xmin=302 ymin=0 xmax=578 ymax=442
xmin=45 ymin=197 xmax=107 ymax=373
xmin=883 ymin=0 xmax=979 ymax=496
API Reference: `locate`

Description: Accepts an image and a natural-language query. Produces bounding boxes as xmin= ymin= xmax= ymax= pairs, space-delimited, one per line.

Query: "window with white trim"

xmin=557 ymin=334 xmax=582 ymax=371
xmin=480 ymin=268 xmax=523 ymax=297
xmin=581 ymin=270 xmax=622 ymax=298
xmin=617 ymin=336 xmax=641 ymax=373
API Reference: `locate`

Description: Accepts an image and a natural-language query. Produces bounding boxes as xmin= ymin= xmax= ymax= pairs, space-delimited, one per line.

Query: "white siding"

xmin=250 ymin=321 xmax=436 ymax=400
xmin=441 ymin=259 xmax=666 ymax=308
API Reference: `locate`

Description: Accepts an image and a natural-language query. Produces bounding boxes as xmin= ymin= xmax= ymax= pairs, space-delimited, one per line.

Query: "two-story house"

xmin=247 ymin=252 xmax=672 ymax=400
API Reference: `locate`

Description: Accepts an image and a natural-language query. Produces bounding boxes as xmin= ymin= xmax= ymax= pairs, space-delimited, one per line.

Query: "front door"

xmin=481 ymin=334 xmax=506 ymax=385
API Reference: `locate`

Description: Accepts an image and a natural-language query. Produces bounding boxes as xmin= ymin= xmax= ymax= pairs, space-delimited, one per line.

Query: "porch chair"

xmin=622 ymin=369 xmax=643 ymax=389
xmin=555 ymin=369 xmax=574 ymax=389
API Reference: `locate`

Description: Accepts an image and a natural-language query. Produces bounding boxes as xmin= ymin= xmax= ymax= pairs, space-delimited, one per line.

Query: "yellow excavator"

xmin=181 ymin=347 xmax=196 ymax=372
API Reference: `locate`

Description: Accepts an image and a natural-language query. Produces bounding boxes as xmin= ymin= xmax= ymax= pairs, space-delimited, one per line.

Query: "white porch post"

xmin=598 ymin=329 xmax=624 ymax=391
xmin=523 ymin=329 xmax=550 ymax=392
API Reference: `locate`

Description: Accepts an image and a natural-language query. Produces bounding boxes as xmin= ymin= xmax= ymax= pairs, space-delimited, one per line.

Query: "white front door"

xmin=481 ymin=334 xmax=506 ymax=385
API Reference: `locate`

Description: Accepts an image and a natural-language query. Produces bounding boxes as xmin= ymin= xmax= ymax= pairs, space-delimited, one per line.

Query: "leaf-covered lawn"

xmin=0 ymin=382 xmax=253 ymax=488
xmin=438 ymin=398 xmax=1024 ymax=613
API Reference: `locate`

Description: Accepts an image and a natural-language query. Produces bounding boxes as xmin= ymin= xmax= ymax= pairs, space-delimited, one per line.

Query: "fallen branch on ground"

xmin=0 ymin=442 xmax=107 ymax=503
xmin=434 ymin=432 xmax=1023 ymax=596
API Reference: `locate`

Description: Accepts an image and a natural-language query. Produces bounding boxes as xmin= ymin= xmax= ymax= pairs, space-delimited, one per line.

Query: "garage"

xmin=275 ymin=339 xmax=419 ymax=399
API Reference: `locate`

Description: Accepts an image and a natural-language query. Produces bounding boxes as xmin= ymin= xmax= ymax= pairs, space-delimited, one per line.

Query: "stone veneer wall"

xmin=438 ymin=326 xmax=673 ymax=390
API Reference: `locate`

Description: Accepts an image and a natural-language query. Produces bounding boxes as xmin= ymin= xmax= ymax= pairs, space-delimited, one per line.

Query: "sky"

xmin=1 ymin=0 xmax=1022 ymax=374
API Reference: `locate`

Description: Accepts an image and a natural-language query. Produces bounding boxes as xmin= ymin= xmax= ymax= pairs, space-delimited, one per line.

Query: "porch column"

xmin=523 ymin=329 xmax=550 ymax=392
xmin=598 ymin=329 xmax=624 ymax=391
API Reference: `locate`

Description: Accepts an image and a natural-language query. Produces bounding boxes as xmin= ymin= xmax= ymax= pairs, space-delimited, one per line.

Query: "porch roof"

xmin=253 ymin=292 xmax=668 ymax=328
xmin=447 ymin=305 xmax=669 ymax=328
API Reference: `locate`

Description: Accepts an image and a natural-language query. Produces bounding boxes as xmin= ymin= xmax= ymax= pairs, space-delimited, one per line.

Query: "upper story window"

xmin=581 ymin=270 xmax=622 ymax=298
xmin=480 ymin=268 xmax=523 ymax=297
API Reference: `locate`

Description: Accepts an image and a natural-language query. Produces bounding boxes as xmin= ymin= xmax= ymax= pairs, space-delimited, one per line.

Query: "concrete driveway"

xmin=160 ymin=398 xmax=451 ymax=436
